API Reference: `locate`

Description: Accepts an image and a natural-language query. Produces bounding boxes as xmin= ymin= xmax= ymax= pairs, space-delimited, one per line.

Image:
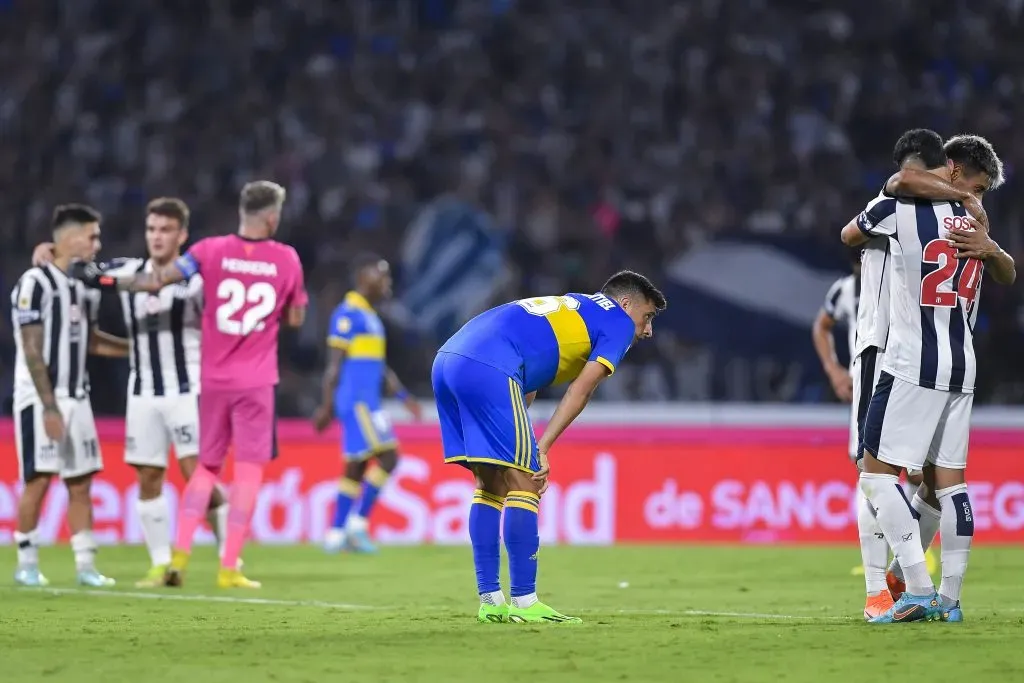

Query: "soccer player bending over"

xmin=433 ymin=271 xmax=666 ymax=623
xmin=90 ymin=181 xmax=308 ymax=589
xmin=313 ymin=253 xmax=422 ymax=553
xmin=842 ymin=135 xmax=1014 ymax=623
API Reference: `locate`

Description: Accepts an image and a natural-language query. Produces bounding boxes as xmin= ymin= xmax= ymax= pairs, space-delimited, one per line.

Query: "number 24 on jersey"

xmin=216 ymin=278 xmax=277 ymax=335
xmin=921 ymin=240 xmax=982 ymax=308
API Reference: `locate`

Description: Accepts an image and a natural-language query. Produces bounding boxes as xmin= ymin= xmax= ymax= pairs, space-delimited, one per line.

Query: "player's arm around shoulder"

xmin=83 ymin=286 xmax=129 ymax=357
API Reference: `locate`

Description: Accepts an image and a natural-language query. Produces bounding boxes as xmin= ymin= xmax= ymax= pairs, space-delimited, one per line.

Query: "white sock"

xmin=214 ymin=503 xmax=229 ymax=560
xmin=347 ymin=514 xmax=369 ymax=534
xmin=136 ymin=495 xmax=172 ymax=567
xmin=887 ymin=494 xmax=941 ymax=579
xmin=14 ymin=530 xmax=39 ymax=568
xmin=479 ymin=591 xmax=506 ymax=606
xmin=856 ymin=489 xmax=888 ymax=595
xmin=511 ymin=593 xmax=538 ymax=609
xmin=70 ymin=530 xmax=98 ymax=572
xmin=859 ymin=472 xmax=933 ymax=596
xmin=936 ymin=484 xmax=973 ymax=606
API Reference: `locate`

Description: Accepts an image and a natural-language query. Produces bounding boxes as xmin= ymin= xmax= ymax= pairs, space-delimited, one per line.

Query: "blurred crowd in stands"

xmin=2 ymin=0 xmax=1023 ymax=414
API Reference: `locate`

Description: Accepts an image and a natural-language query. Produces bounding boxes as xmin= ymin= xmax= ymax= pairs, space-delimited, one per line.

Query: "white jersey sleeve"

xmin=856 ymin=195 xmax=897 ymax=238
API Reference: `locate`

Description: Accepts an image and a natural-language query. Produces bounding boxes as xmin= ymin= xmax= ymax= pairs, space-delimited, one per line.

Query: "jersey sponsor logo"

xmin=221 ymin=258 xmax=278 ymax=277
xmin=942 ymin=215 xmax=974 ymax=232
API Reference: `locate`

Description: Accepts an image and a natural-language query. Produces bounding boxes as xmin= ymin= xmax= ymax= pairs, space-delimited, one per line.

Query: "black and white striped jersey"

xmin=107 ymin=258 xmax=203 ymax=396
xmin=822 ymin=273 xmax=858 ymax=362
xmin=859 ymin=197 xmax=982 ymax=393
xmin=10 ymin=264 xmax=100 ymax=400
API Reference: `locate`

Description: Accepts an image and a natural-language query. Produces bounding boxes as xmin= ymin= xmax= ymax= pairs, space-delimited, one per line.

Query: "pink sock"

xmin=222 ymin=461 xmax=265 ymax=570
xmin=174 ymin=464 xmax=219 ymax=552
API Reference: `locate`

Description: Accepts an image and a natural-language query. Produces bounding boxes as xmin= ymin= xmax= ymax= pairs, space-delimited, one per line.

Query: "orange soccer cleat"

xmin=864 ymin=591 xmax=896 ymax=620
xmin=886 ymin=571 xmax=906 ymax=601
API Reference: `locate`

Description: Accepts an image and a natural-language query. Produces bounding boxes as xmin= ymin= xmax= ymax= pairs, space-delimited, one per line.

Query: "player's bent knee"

xmin=502 ymin=467 xmax=541 ymax=496
xmin=63 ymin=473 xmax=93 ymax=498
xmin=471 ymin=464 xmax=509 ymax=498
xmin=375 ymin=449 xmax=399 ymax=473
xmin=861 ymin=449 xmax=901 ymax=476
xmin=345 ymin=459 xmax=369 ymax=480
xmin=135 ymin=465 xmax=166 ymax=499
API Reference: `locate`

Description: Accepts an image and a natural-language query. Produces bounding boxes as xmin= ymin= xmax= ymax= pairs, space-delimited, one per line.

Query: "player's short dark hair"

xmin=892 ymin=129 xmax=947 ymax=169
xmin=52 ymin=204 xmax=101 ymax=233
xmin=944 ymin=134 xmax=1005 ymax=190
xmin=146 ymin=197 xmax=190 ymax=228
xmin=352 ymin=252 xmax=386 ymax=273
xmin=601 ymin=270 xmax=667 ymax=311
xmin=239 ymin=180 xmax=287 ymax=214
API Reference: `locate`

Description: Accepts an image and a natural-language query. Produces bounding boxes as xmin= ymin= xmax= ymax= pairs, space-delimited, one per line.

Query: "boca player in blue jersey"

xmin=313 ymin=254 xmax=422 ymax=553
xmin=433 ymin=270 xmax=666 ymax=623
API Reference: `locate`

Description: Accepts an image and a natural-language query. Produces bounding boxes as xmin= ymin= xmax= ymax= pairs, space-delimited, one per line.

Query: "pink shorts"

xmin=198 ymin=386 xmax=275 ymax=471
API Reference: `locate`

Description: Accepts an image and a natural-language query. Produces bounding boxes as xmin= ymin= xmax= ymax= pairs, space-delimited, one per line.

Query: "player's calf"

xmin=14 ymin=474 xmax=51 ymax=585
xmin=66 ymin=474 xmax=115 ymax=587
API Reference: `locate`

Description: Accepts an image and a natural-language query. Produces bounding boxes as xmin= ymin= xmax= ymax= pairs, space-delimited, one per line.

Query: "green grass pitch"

xmin=2 ymin=545 xmax=1023 ymax=682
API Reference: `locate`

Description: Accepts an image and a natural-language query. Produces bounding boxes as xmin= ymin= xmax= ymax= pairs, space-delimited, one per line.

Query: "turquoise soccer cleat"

xmin=941 ymin=602 xmax=964 ymax=623
xmin=14 ymin=566 xmax=50 ymax=587
xmin=869 ymin=592 xmax=942 ymax=623
xmin=346 ymin=529 xmax=378 ymax=554
xmin=77 ymin=568 xmax=116 ymax=587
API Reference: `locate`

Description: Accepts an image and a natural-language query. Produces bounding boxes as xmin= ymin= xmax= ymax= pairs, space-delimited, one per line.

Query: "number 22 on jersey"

xmin=920 ymin=239 xmax=982 ymax=309
xmin=216 ymin=278 xmax=277 ymax=335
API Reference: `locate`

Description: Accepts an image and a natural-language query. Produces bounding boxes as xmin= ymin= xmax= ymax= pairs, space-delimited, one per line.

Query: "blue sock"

xmin=469 ymin=490 xmax=504 ymax=595
xmin=331 ymin=478 xmax=361 ymax=530
xmin=355 ymin=468 xmax=390 ymax=520
xmin=503 ymin=490 xmax=540 ymax=599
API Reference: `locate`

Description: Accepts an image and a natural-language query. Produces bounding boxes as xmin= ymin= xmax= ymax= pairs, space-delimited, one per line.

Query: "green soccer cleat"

xmin=477 ymin=603 xmax=509 ymax=623
xmin=506 ymin=602 xmax=582 ymax=624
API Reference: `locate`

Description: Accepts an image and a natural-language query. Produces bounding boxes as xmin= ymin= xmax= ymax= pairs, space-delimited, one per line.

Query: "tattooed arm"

xmin=21 ymin=325 xmax=57 ymax=412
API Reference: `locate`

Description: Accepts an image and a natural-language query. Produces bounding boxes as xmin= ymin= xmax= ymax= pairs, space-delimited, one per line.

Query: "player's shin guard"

xmin=859 ymin=472 xmax=933 ymax=596
xmin=331 ymin=478 xmax=360 ymax=530
xmin=887 ymin=494 xmax=941 ymax=581
xmin=222 ymin=461 xmax=264 ymax=570
xmin=856 ymin=489 xmax=888 ymax=595
xmin=174 ymin=463 xmax=219 ymax=553
xmin=503 ymin=491 xmax=541 ymax=608
xmin=936 ymin=484 xmax=973 ymax=606
xmin=14 ymin=530 xmax=40 ymax=568
xmin=70 ymin=530 xmax=98 ymax=572
xmin=136 ymin=494 xmax=172 ymax=567
xmin=469 ymin=490 xmax=504 ymax=600
xmin=355 ymin=467 xmax=389 ymax=520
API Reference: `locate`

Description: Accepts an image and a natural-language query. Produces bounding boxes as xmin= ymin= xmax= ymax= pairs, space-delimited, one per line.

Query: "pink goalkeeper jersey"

xmin=174 ymin=234 xmax=308 ymax=390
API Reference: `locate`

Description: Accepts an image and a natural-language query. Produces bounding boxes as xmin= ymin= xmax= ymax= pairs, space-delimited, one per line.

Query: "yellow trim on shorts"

xmin=447 ymin=455 xmax=538 ymax=474
xmin=509 ymin=377 xmax=532 ymax=470
xmin=355 ymin=403 xmax=381 ymax=450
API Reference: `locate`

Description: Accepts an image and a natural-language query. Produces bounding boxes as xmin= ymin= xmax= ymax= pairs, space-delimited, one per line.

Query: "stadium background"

xmin=1 ymin=0 xmax=1023 ymax=545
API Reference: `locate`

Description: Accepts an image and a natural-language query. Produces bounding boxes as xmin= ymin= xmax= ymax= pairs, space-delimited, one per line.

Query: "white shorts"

xmin=862 ymin=371 xmax=973 ymax=471
xmin=124 ymin=393 xmax=200 ymax=468
xmin=13 ymin=395 xmax=102 ymax=482
xmin=849 ymin=347 xmax=883 ymax=462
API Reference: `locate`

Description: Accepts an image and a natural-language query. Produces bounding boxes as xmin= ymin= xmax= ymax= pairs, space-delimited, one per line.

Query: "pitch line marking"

xmin=31 ymin=587 xmax=382 ymax=610
xmin=25 ymin=588 xmax=856 ymax=621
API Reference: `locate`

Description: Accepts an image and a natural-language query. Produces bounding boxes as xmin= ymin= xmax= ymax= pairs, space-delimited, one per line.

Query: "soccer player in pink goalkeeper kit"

xmin=103 ymin=181 xmax=307 ymax=588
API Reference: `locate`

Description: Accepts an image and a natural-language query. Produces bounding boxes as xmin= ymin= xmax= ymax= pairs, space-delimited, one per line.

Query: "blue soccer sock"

xmin=355 ymin=467 xmax=390 ymax=520
xmin=469 ymin=490 xmax=504 ymax=599
xmin=503 ymin=490 xmax=541 ymax=606
xmin=331 ymin=478 xmax=361 ymax=530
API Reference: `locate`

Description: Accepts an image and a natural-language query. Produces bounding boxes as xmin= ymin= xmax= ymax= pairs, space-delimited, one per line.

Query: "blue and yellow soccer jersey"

xmin=326 ymin=291 xmax=396 ymax=459
xmin=438 ymin=293 xmax=636 ymax=393
xmin=433 ymin=292 xmax=635 ymax=473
